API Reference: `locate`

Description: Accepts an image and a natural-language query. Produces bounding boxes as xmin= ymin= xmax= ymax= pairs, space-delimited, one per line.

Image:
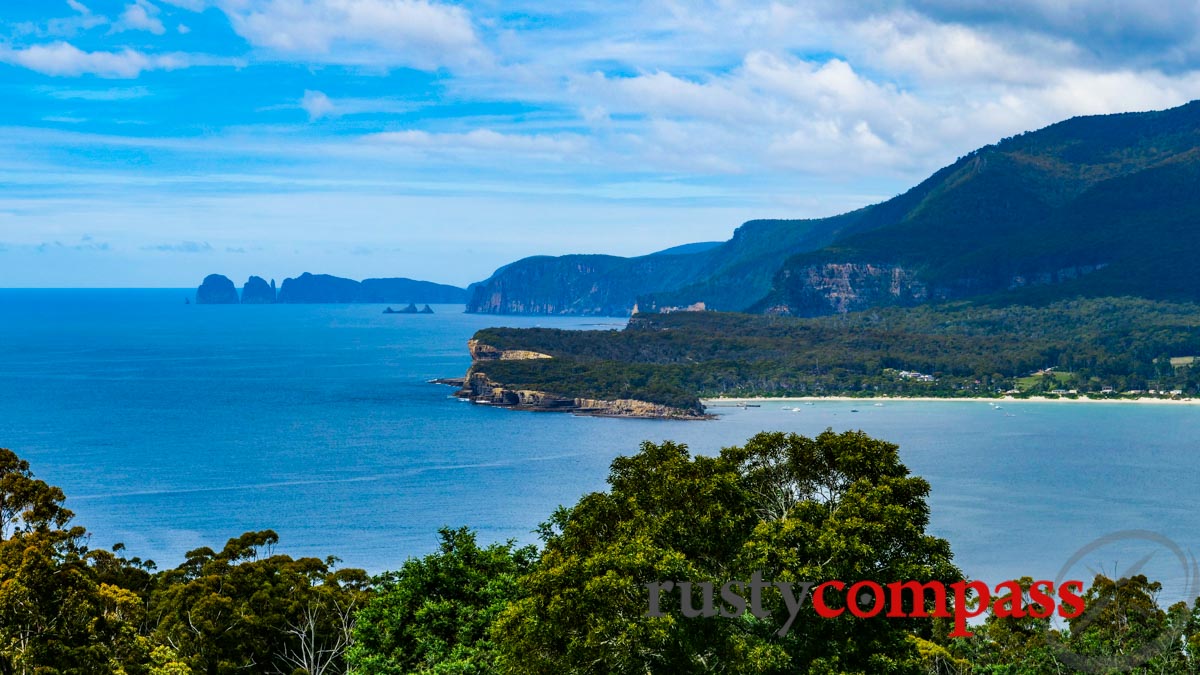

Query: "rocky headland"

xmin=447 ymin=339 xmax=709 ymax=419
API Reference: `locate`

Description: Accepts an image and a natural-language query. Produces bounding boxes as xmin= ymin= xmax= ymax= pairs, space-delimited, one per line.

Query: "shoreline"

xmin=702 ymin=395 xmax=1200 ymax=406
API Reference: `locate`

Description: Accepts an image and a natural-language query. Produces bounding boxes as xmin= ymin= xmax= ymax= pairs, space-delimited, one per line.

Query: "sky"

xmin=2 ymin=1 xmax=1200 ymax=288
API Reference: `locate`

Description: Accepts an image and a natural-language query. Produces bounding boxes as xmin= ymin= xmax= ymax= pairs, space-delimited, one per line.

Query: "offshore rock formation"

xmin=241 ymin=276 xmax=277 ymax=304
xmin=357 ymin=278 xmax=466 ymax=304
xmin=195 ymin=274 xmax=238 ymax=304
xmin=215 ymin=272 xmax=468 ymax=304
xmin=278 ymin=273 xmax=360 ymax=303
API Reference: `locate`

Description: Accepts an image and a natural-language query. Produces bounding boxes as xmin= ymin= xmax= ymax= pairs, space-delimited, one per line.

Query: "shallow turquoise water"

xmin=1 ymin=289 xmax=1197 ymax=604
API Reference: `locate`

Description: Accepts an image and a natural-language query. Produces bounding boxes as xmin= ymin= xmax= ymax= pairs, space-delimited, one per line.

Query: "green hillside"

xmin=466 ymin=101 xmax=1200 ymax=316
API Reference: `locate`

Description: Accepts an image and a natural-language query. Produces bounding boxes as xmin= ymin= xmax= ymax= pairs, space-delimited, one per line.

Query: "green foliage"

xmin=491 ymin=430 xmax=959 ymax=674
xmin=469 ymin=298 xmax=1200 ymax=408
xmin=471 ymin=102 xmax=1200 ymax=317
xmin=7 ymin=435 xmax=1200 ymax=674
xmin=150 ymin=531 xmax=370 ymax=674
xmin=347 ymin=527 xmax=536 ymax=674
xmin=0 ymin=447 xmax=370 ymax=675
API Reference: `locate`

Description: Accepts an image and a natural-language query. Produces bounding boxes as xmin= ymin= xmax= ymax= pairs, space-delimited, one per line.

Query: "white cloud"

xmin=300 ymin=90 xmax=337 ymax=119
xmin=217 ymin=0 xmax=484 ymax=69
xmin=158 ymin=0 xmax=208 ymax=9
xmin=365 ymin=129 xmax=586 ymax=156
xmin=36 ymin=0 xmax=110 ymax=37
xmin=0 ymin=42 xmax=235 ymax=78
xmin=115 ymin=0 xmax=166 ymax=35
xmin=42 ymin=86 xmax=152 ymax=100
xmin=294 ymin=90 xmax=418 ymax=119
xmin=177 ymin=23 xmax=191 ymax=34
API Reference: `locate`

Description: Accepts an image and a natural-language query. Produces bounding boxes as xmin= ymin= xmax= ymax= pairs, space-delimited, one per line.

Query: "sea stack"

xmin=419 ymin=304 xmax=434 ymax=314
xmin=196 ymin=274 xmax=239 ymax=304
xmin=241 ymin=276 xmax=277 ymax=304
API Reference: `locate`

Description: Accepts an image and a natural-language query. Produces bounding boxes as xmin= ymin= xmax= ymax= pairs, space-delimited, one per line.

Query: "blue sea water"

xmin=1 ymin=289 xmax=1198 ymax=605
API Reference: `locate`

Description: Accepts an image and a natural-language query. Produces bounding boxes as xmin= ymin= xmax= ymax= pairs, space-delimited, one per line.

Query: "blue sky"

xmin=3 ymin=0 xmax=1200 ymax=287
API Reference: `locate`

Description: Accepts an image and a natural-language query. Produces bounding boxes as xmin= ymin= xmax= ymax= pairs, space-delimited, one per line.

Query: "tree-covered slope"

xmin=464 ymin=216 xmax=856 ymax=315
xmin=466 ymin=297 xmax=1200 ymax=408
xmin=756 ymin=102 xmax=1200 ymax=315
xmin=466 ymin=101 xmax=1200 ymax=316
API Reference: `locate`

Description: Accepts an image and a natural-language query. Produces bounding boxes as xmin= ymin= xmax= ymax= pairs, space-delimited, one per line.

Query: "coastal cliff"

xmin=453 ymin=342 xmax=707 ymax=419
xmin=754 ymin=263 xmax=930 ymax=316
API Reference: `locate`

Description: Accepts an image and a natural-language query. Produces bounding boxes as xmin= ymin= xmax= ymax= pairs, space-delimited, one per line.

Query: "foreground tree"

xmin=0 ymin=448 xmax=149 ymax=673
xmin=150 ymin=531 xmax=370 ymax=674
xmin=491 ymin=430 xmax=960 ymax=675
xmin=347 ymin=527 xmax=536 ymax=674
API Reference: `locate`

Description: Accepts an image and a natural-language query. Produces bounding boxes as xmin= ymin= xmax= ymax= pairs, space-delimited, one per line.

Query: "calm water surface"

xmin=1 ymin=289 xmax=1196 ymax=603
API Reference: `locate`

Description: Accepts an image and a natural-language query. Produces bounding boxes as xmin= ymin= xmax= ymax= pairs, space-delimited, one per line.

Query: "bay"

xmin=0 ymin=289 xmax=1196 ymax=605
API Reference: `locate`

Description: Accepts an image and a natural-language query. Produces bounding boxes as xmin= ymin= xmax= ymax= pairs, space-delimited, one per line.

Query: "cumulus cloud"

xmin=217 ymin=0 xmax=484 ymax=69
xmin=296 ymin=89 xmax=417 ymax=120
xmin=300 ymin=90 xmax=337 ymax=119
xmin=1 ymin=42 xmax=178 ymax=78
xmin=0 ymin=42 xmax=240 ymax=78
xmin=115 ymin=0 xmax=166 ymax=35
xmin=29 ymin=0 xmax=110 ymax=37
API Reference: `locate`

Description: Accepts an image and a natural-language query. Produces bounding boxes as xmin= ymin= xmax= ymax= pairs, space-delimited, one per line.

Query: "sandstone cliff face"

xmin=467 ymin=339 xmax=552 ymax=361
xmin=759 ymin=260 xmax=1112 ymax=316
xmin=762 ymin=263 xmax=929 ymax=316
xmin=196 ymin=274 xmax=239 ymax=304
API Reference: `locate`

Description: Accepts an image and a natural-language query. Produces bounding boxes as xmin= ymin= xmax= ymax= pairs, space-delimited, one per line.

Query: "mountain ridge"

xmin=466 ymin=100 xmax=1200 ymax=316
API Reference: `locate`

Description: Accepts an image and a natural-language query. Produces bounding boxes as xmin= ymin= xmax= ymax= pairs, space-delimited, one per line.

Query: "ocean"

xmin=1 ymin=289 xmax=1197 ymax=604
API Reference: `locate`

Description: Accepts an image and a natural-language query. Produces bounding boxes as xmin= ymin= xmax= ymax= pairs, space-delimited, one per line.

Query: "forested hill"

xmin=464 ymin=216 xmax=853 ymax=315
xmin=466 ymin=100 xmax=1200 ymax=316
xmin=463 ymin=297 xmax=1200 ymax=412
